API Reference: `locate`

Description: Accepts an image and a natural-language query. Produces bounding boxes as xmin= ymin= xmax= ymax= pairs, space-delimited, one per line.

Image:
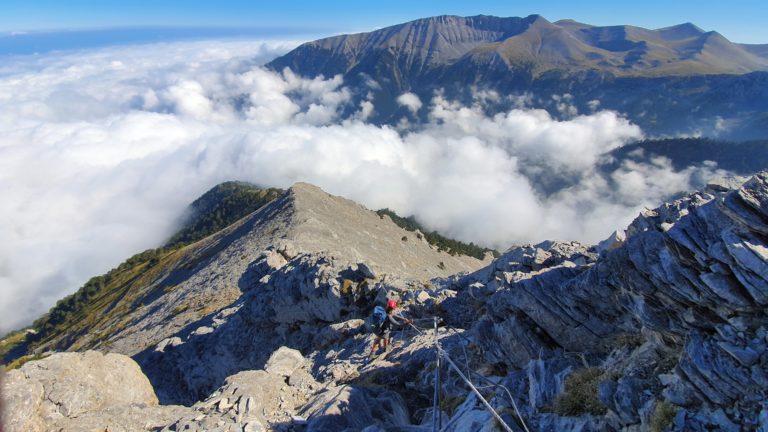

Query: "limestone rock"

xmin=164 ymin=368 xmax=318 ymax=431
xmin=2 ymin=351 xmax=172 ymax=432
xmin=54 ymin=405 xmax=192 ymax=432
xmin=596 ymin=229 xmax=626 ymax=254
xmin=313 ymin=319 xmax=365 ymax=349
xmin=461 ymin=172 xmax=768 ymax=429
xmin=265 ymin=249 xmax=288 ymax=269
xmin=441 ymin=393 xmax=495 ymax=432
xmin=265 ymin=346 xmax=306 ymax=377
xmin=415 ymin=290 xmax=431 ymax=304
xmin=706 ymin=175 xmax=749 ymax=193
xmin=299 ymin=384 xmax=410 ymax=432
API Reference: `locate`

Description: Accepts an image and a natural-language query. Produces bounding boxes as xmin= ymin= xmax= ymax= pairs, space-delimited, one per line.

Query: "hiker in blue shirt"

xmin=369 ymin=299 xmax=411 ymax=359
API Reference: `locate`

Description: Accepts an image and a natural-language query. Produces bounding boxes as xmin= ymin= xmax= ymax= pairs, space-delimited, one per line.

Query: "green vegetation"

xmin=166 ymin=182 xmax=283 ymax=247
xmin=650 ymin=401 xmax=678 ymax=432
xmin=554 ymin=367 xmax=608 ymax=416
xmin=4 ymin=353 xmax=49 ymax=371
xmin=31 ymin=248 xmax=168 ymax=337
xmin=24 ymin=246 xmax=179 ymax=353
xmin=0 ymin=328 xmax=33 ymax=364
xmin=3 ymin=182 xmax=283 ymax=363
xmin=612 ymin=332 xmax=645 ymax=349
xmin=376 ymin=208 xmax=498 ymax=260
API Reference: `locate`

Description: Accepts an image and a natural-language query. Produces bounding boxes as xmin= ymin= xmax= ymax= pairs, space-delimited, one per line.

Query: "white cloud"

xmin=0 ymin=39 xmax=730 ymax=332
xmin=396 ymin=92 xmax=423 ymax=114
xmin=552 ymin=93 xmax=578 ymax=118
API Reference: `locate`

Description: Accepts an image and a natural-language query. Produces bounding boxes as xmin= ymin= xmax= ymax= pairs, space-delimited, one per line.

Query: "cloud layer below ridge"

xmin=0 ymin=39 xmax=728 ymax=332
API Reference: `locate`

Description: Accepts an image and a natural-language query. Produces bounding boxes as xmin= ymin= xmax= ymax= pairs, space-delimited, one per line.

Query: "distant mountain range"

xmin=268 ymin=15 xmax=768 ymax=139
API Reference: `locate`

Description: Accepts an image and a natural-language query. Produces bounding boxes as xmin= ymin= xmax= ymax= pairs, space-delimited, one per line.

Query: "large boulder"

xmin=265 ymin=346 xmax=306 ymax=377
xmin=1 ymin=351 xmax=186 ymax=432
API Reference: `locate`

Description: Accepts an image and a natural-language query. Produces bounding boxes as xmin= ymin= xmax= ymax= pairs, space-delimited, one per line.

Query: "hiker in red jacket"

xmin=369 ymin=299 xmax=411 ymax=359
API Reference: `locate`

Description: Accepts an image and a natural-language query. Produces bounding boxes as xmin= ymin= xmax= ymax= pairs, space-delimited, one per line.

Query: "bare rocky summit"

xmin=283 ymin=182 xmax=483 ymax=278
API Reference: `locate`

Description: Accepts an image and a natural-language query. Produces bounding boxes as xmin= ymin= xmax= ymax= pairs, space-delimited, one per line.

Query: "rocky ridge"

xmin=23 ymin=182 xmax=484 ymax=360
xmin=3 ymin=174 xmax=768 ymax=431
xmin=270 ymin=15 xmax=768 ymax=80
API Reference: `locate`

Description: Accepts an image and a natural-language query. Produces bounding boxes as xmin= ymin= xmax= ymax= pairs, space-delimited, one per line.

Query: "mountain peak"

xmin=266 ymin=13 xmax=768 ymax=137
xmin=657 ymin=21 xmax=706 ymax=38
xmin=269 ymin=14 xmax=768 ymax=81
xmin=288 ymin=181 xmax=324 ymax=195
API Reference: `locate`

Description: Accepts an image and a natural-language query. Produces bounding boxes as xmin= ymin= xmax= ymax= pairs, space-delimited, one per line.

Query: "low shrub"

xmin=650 ymin=400 xmax=678 ymax=432
xmin=554 ymin=367 xmax=608 ymax=416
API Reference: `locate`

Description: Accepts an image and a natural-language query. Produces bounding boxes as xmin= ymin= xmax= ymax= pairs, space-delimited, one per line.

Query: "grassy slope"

xmin=1 ymin=182 xmax=283 ymax=365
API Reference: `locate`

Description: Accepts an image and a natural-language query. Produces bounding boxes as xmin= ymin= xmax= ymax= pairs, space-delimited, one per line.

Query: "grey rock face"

xmin=299 ymin=384 xmax=410 ymax=432
xmin=164 ymin=366 xmax=319 ymax=432
xmin=441 ymin=393 xmax=495 ymax=432
xmin=265 ymin=346 xmax=306 ymax=377
xmin=134 ymin=252 xmax=350 ymax=405
xmin=1 ymin=351 xmax=187 ymax=432
xmin=460 ymin=172 xmax=768 ymax=429
xmin=596 ymin=229 xmax=626 ymax=255
xmin=52 ymin=405 xmax=193 ymax=432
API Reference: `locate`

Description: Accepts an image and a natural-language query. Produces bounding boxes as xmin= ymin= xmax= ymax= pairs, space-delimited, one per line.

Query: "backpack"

xmin=368 ymin=306 xmax=387 ymax=332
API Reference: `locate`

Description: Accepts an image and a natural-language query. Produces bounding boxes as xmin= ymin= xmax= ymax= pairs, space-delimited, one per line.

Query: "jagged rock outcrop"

xmin=134 ymin=251 xmax=364 ymax=404
xmin=1 ymin=351 xmax=192 ymax=432
xmin=443 ymin=172 xmax=768 ymax=430
xmin=265 ymin=346 xmax=306 ymax=377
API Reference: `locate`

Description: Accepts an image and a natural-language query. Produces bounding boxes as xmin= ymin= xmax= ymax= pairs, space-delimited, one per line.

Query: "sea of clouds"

xmin=0 ymin=39 xmax=729 ymax=332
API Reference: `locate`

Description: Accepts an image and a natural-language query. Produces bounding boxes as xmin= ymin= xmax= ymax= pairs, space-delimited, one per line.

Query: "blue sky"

xmin=1 ymin=0 xmax=767 ymax=44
